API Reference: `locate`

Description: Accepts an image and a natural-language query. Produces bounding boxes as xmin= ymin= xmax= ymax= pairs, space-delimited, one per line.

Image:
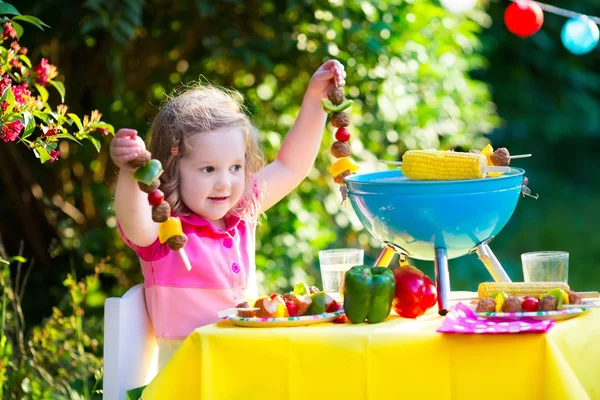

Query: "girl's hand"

xmin=305 ymin=59 xmax=346 ymax=100
xmin=110 ymin=128 xmax=146 ymax=171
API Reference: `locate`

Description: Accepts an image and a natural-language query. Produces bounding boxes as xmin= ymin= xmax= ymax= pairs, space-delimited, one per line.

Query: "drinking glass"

xmin=318 ymin=249 xmax=364 ymax=302
xmin=521 ymin=251 xmax=569 ymax=283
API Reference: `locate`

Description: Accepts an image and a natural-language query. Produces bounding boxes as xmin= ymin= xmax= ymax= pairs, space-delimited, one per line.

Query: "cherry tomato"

xmin=335 ymin=127 xmax=350 ymax=142
xmin=285 ymin=301 xmax=298 ymax=317
xmin=522 ymin=297 xmax=539 ymax=312
xmin=148 ymin=190 xmax=164 ymax=206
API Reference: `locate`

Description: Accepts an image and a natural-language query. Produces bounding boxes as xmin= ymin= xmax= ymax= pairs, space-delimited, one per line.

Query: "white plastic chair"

xmin=103 ymin=284 xmax=158 ymax=400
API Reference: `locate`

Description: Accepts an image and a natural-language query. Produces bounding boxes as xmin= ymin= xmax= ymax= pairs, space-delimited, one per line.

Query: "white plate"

xmin=223 ymin=311 xmax=344 ymax=327
xmin=474 ymin=307 xmax=590 ymax=321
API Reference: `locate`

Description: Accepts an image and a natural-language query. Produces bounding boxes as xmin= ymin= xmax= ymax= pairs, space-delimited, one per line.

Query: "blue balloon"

xmin=561 ymin=16 xmax=599 ymax=55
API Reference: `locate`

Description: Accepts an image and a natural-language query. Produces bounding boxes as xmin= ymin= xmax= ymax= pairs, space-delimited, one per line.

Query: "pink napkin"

xmin=437 ymin=303 xmax=555 ymax=334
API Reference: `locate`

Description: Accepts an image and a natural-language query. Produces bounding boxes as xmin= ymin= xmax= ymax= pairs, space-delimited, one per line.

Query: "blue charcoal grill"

xmin=344 ymin=168 xmax=525 ymax=315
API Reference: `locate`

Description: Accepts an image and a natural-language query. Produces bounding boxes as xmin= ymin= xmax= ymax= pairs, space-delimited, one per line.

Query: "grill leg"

xmin=434 ymin=247 xmax=451 ymax=316
xmin=374 ymin=246 xmax=396 ymax=267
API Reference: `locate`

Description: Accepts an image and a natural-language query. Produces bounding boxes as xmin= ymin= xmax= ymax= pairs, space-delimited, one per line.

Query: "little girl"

xmin=110 ymin=60 xmax=345 ymax=367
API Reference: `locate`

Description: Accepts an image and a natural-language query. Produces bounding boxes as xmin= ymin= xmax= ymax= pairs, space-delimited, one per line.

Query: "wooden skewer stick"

xmin=179 ymin=249 xmax=192 ymax=271
xmin=509 ymin=154 xmax=532 ymax=159
xmin=377 ymin=160 xmax=511 ymax=174
xmin=218 ymin=307 xmax=260 ymax=318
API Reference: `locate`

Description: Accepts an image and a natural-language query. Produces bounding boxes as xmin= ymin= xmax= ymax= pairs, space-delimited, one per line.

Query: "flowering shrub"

xmin=0 ymin=3 xmax=113 ymax=163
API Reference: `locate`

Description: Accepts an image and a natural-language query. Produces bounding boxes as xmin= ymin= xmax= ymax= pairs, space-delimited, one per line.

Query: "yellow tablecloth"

xmin=142 ymin=293 xmax=600 ymax=399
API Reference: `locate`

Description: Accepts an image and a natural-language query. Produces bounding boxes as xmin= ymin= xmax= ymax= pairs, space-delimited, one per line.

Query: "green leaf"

xmin=11 ymin=14 xmax=50 ymax=29
xmin=49 ymin=80 xmax=66 ymax=103
xmin=68 ymin=113 xmax=83 ymax=132
xmin=3 ymin=87 xmax=16 ymax=114
xmin=9 ymin=256 xmax=27 ymax=264
xmin=34 ymin=146 xmax=51 ymax=163
xmin=21 ymin=111 xmax=35 ymax=140
xmin=0 ymin=258 xmax=9 ymax=265
xmin=85 ymin=136 xmax=101 ymax=152
xmin=18 ymin=54 xmax=32 ymax=68
xmin=34 ymin=84 xmax=49 ymax=102
xmin=90 ymin=122 xmax=115 ymax=135
xmin=32 ymin=110 xmax=51 ymax=124
xmin=10 ymin=20 xmax=22 ymax=38
xmin=0 ymin=3 xmax=20 ymax=15
xmin=56 ymin=133 xmax=81 ymax=144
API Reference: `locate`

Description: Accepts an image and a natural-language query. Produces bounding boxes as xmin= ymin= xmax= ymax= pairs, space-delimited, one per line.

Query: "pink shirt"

xmin=118 ymin=212 xmax=257 ymax=339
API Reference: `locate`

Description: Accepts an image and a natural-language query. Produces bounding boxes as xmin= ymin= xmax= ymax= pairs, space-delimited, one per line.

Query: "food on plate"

xmin=253 ymin=295 xmax=288 ymax=318
xmin=235 ymin=301 xmax=256 ymax=318
xmin=236 ymin=282 xmax=339 ymax=318
xmin=343 ymin=266 xmax=396 ymax=324
xmin=502 ymin=296 xmax=523 ymax=313
xmin=474 ymin=286 xmax=583 ymax=312
xmin=521 ymin=297 xmax=539 ymax=312
xmin=305 ymin=291 xmax=327 ymax=315
xmin=477 ymin=282 xmax=570 ymax=299
xmin=538 ymin=295 xmax=558 ymax=311
xmin=391 ymin=265 xmax=437 ymax=319
xmin=475 ymin=298 xmax=496 ymax=313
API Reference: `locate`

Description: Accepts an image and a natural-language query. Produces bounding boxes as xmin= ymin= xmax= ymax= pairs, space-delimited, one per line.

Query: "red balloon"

xmin=504 ymin=1 xmax=544 ymax=38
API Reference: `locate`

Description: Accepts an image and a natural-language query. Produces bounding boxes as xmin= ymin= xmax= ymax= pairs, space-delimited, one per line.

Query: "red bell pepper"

xmin=392 ymin=265 xmax=437 ymax=318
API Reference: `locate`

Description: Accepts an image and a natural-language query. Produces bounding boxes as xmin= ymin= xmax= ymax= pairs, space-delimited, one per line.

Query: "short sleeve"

xmin=117 ymin=220 xmax=171 ymax=262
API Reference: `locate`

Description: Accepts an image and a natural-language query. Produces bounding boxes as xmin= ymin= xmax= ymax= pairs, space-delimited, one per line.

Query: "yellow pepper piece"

xmin=481 ymin=144 xmax=494 ymax=162
xmin=329 ymin=157 xmax=359 ymax=177
xmin=158 ymin=217 xmax=183 ymax=243
xmin=561 ymin=289 xmax=570 ymax=305
xmin=480 ymin=145 xmax=502 ymax=177
xmin=274 ymin=302 xmax=288 ymax=318
xmin=494 ymin=292 xmax=507 ymax=313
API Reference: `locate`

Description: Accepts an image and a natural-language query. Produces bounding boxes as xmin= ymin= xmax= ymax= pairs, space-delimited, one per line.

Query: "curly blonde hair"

xmin=147 ymin=84 xmax=264 ymax=222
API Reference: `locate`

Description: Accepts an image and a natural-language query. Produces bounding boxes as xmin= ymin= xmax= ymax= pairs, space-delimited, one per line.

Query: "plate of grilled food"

xmin=463 ymin=282 xmax=598 ymax=321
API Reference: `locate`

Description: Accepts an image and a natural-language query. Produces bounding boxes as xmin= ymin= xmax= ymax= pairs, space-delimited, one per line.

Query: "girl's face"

xmin=178 ymin=127 xmax=246 ymax=224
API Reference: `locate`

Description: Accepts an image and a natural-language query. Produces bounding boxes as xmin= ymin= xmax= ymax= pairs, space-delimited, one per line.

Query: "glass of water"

xmin=521 ymin=251 xmax=569 ymax=283
xmin=318 ymin=248 xmax=364 ymax=303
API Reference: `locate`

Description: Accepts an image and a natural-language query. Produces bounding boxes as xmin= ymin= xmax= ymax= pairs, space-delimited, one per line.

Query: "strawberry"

xmin=285 ymin=301 xmax=298 ymax=317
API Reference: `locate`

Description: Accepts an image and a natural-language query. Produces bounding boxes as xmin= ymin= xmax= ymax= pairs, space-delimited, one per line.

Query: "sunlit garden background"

xmin=1 ymin=0 xmax=599 ymax=397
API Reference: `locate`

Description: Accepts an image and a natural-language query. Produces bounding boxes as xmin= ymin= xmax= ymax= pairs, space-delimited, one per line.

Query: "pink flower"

xmin=1 ymin=120 xmax=24 ymax=142
xmin=49 ymin=150 xmax=61 ymax=162
xmin=3 ymin=23 xmax=17 ymax=40
xmin=1 ymin=101 xmax=8 ymax=114
xmin=12 ymin=83 xmax=30 ymax=104
xmin=43 ymin=125 xmax=57 ymax=137
xmin=0 ymin=75 xmax=12 ymax=96
xmin=34 ymin=58 xmax=55 ymax=86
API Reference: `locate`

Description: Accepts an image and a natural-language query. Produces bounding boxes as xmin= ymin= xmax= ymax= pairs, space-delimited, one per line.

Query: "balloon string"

xmin=509 ymin=0 xmax=600 ymax=25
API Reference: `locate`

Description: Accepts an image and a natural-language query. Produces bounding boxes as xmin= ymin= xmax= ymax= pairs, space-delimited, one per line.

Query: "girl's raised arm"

xmin=111 ymin=129 xmax=160 ymax=247
xmin=258 ymin=60 xmax=345 ymax=212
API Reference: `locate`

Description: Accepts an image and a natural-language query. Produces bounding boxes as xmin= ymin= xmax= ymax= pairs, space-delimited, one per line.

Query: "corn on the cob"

xmin=477 ymin=282 xmax=570 ymax=298
xmin=401 ymin=150 xmax=487 ymax=180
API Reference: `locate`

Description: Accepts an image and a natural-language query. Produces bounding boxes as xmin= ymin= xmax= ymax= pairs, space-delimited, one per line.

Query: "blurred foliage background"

xmin=0 ymin=0 xmax=599 ymax=397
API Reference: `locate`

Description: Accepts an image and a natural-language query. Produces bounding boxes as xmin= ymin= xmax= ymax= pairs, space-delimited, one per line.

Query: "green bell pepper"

xmin=320 ymin=98 xmax=354 ymax=113
xmin=133 ymin=159 xmax=164 ymax=186
xmin=343 ymin=266 xmax=396 ymax=324
xmin=305 ymin=291 xmax=326 ymax=315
